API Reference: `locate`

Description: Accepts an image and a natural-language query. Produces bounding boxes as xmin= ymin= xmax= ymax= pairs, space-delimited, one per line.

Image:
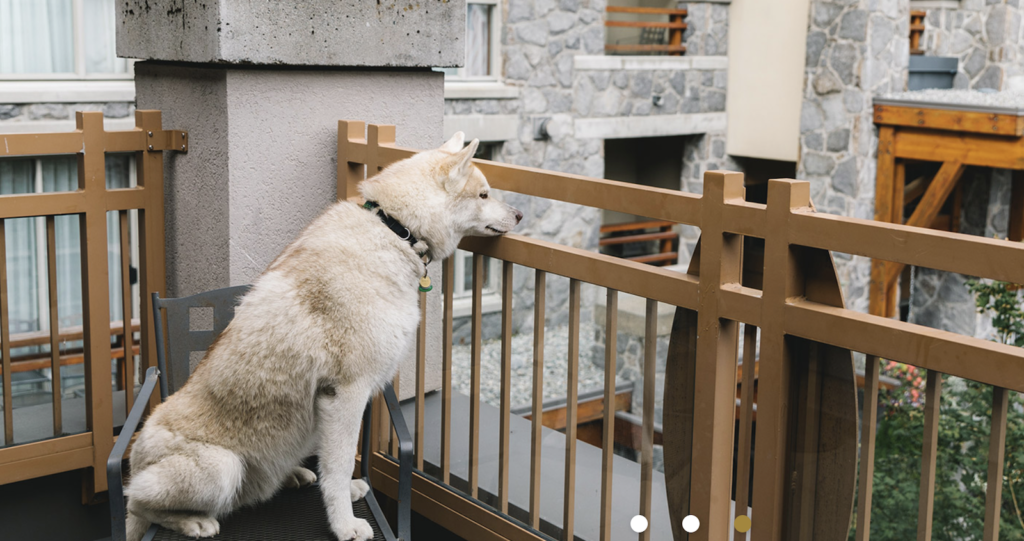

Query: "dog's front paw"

xmin=178 ymin=516 xmax=220 ymax=538
xmin=333 ymin=517 xmax=374 ymax=541
xmin=283 ymin=466 xmax=318 ymax=489
xmin=350 ymin=478 xmax=370 ymax=501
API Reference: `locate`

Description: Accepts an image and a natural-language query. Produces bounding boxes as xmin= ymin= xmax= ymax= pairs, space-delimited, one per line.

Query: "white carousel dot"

xmin=683 ymin=515 xmax=700 ymax=533
xmin=630 ymin=515 xmax=649 ymax=533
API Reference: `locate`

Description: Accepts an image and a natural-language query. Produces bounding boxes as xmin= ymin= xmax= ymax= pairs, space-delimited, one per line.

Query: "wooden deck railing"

xmin=0 ymin=112 xmax=178 ymax=496
xmin=605 ymin=6 xmax=687 ymax=55
xmin=910 ymin=10 xmax=925 ymax=55
xmin=339 ymin=120 xmax=1024 ymax=541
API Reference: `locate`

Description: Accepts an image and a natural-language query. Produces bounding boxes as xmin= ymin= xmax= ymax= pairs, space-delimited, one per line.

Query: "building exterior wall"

xmin=919 ymin=0 xmax=1024 ymax=91
xmin=798 ymin=0 xmax=910 ymax=313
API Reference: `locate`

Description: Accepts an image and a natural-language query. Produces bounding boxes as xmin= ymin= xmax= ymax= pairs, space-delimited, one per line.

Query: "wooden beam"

xmin=894 ymin=128 xmax=1024 ymax=169
xmin=884 ymin=160 xmax=966 ymax=286
xmin=869 ymin=126 xmax=897 ymax=316
xmin=874 ymin=104 xmax=1024 ymax=137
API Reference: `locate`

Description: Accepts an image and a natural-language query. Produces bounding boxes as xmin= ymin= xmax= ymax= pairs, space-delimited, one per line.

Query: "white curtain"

xmin=83 ymin=0 xmax=126 ymax=74
xmin=465 ymin=4 xmax=491 ymax=77
xmin=0 ymin=160 xmax=39 ymax=343
xmin=0 ymin=0 xmax=126 ymax=75
xmin=0 ymin=0 xmax=74 ymax=74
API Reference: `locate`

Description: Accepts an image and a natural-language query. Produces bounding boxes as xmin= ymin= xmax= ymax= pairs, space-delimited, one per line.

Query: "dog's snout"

xmin=513 ymin=208 xmax=523 ymax=224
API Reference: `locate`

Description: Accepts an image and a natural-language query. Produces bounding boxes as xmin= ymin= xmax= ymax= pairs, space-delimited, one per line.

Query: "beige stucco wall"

xmin=725 ymin=0 xmax=811 ymax=161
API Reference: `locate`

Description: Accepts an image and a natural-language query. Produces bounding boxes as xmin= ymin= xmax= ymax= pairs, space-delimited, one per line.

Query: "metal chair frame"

xmin=108 ymin=287 xmax=412 ymax=541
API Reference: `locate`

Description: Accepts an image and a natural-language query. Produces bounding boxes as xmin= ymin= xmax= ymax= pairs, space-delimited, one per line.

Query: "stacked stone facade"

xmin=919 ymin=0 xmax=1024 ymax=91
xmin=446 ymin=0 xmax=732 ymax=341
xmin=798 ymin=0 xmax=910 ymax=313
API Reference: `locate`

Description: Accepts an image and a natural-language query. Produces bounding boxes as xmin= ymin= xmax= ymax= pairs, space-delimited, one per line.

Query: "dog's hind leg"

xmin=317 ymin=387 xmax=374 ymax=541
xmin=281 ymin=466 xmax=318 ymax=489
xmin=126 ymin=444 xmax=243 ymax=539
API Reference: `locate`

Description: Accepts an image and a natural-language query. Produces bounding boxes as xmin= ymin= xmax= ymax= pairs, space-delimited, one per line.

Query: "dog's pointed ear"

xmin=445 ymin=138 xmax=479 ymax=193
xmin=440 ymin=131 xmax=465 ymax=154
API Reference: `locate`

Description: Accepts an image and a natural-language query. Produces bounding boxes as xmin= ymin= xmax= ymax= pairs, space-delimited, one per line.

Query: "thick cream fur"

xmin=123 ymin=133 xmax=519 ymax=541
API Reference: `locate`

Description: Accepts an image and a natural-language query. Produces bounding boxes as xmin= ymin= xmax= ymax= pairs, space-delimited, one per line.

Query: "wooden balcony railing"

xmin=605 ymin=6 xmax=687 ymax=55
xmin=0 ymin=112 xmax=178 ymax=496
xmin=339 ymin=121 xmax=1024 ymax=541
xmin=910 ymin=10 xmax=925 ymax=55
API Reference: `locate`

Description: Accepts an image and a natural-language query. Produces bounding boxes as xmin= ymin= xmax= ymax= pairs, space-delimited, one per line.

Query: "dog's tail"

xmin=126 ymin=510 xmax=151 ymax=541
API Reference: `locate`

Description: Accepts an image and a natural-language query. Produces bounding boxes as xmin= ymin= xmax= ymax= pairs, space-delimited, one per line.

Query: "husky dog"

xmin=124 ymin=132 xmax=521 ymax=541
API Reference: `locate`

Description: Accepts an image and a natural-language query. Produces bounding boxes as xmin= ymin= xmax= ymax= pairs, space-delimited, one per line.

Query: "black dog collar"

xmin=363 ymin=201 xmax=434 ymax=292
xmin=363 ymin=201 xmax=419 ymax=249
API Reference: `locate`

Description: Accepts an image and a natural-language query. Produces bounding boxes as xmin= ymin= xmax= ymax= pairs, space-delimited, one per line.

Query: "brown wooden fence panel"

xmin=0 ymin=111 xmax=177 ymax=495
xmin=338 ymin=120 xmax=1024 ymax=541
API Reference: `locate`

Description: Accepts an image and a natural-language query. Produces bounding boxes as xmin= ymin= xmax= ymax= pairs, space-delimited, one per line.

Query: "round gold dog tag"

xmin=419 ymin=276 xmax=433 ymax=292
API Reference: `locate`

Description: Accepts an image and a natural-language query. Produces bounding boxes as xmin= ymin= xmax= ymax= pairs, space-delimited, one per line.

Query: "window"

xmin=0 ymin=0 xmax=131 ymax=79
xmin=0 ymin=155 xmax=139 ymax=402
xmin=440 ymin=0 xmax=501 ymax=81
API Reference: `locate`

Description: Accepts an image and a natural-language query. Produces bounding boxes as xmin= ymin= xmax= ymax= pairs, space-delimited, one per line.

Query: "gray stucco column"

xmin=120 ymin=1 xmax=463 ymax=397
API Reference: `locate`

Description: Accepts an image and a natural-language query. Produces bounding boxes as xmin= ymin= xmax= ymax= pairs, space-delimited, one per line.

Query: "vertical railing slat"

xmin=499 ymin=261 xmax=513 ymax=513
xmin=599 ymin=289 xmax=617 ymax=541
xmin=45 ymin=215 xmax=62 ymax=437
xmin=469 ymin=253 xmax=483 ymax=498
xmin=415 ymin=288 xmax=426 ymax=471
xmin=563 ymin=278 xmax=581 ymax=541
xmin=734 ymin=323 xmax=758 ymax=540
xmin=119 ymin=210 xmax=133 ymax=418
xmin=752 ymin=178 xmax=809 ymax=541
xmin=135 ymin=110 xmax=168 ymax=416
xmin=0 ymin=220 xmax=12 ymax=445
xmin=530 ymin=269 xmax=546 ymax=529
xmin=983 ymin=386 xmax=1009 ymax=541
xmin=917 ymin=369 xmax=943 ymax=541
xmin=78 ymin=111 xmax=113 ymax=492
xmin=855 ymin=355 xmax=881 ymax=541
xmin=441 ymin=255 xmax=454 ymax=484
xmin=639 ymin=298 xmax=657 ymax=541
xmin=691 ymin=172 xmax=744 ymax=541
xmin=390 ymin=372 xmax=400 ymax=457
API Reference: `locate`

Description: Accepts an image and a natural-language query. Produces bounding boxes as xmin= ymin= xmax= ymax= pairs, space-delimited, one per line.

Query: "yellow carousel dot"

xmin=734 ymin=515 xmax=751 ymax=533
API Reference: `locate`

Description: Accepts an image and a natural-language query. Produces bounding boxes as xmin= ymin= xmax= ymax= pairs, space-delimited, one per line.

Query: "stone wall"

xmin=445 ymin=0 xmax=732 ymax=339
xmin=918 ymin=0 xmax=1024 ymax=91
xmin=0 ymin=102 xmax=134 ymax=124
xmin=681 ymin=1 xmax=730 ymax=55
xmin=909 ymin=167 xmax=1011 ymax=339
xmin=798 ymin=0 xmax=910 ymax=312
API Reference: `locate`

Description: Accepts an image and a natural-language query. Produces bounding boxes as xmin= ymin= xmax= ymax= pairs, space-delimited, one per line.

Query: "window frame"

xmin=442 ymin=0 xmax=503 ymax=83
xmin=450 ymin=249 xmax=503 ymax=319
xmin=0 ymin=0 xmax=136 ymax=82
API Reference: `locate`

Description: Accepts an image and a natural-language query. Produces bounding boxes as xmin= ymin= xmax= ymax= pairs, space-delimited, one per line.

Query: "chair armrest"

xmin=381 ymin=383 xmax=413 ymax=541
xmin=107 ymin=367 xmax=161 ymax=541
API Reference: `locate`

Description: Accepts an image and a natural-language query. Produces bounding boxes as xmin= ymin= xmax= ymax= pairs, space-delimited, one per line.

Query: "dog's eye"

xmin=480 ymin=193 xmax=488 ymax=199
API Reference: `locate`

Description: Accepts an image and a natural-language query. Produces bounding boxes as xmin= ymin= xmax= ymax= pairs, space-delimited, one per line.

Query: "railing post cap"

xmin=767 ymin=178 xmax=811 ymax=209
xmin=702 ymin=170 xmax=746 ymax=201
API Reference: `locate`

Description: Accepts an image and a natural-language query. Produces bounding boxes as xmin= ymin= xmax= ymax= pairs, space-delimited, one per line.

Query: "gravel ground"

xmin=879 ymin=88 xmax=1024 ymax=111
xmin=451 ymin=321 xmax=612 ymax=411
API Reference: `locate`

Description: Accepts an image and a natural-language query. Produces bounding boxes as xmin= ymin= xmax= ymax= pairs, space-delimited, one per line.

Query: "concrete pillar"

xmin=120 ymin=0 xmax=463 ymax=397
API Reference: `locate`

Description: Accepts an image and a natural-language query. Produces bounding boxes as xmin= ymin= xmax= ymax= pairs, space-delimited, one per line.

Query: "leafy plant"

xmin=849 ymin=278 xmax=1024 ymax=541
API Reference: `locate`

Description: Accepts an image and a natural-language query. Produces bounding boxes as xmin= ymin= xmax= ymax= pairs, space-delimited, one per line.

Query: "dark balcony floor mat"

xmin=151 ymin=484 xmax=386 ymax=541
